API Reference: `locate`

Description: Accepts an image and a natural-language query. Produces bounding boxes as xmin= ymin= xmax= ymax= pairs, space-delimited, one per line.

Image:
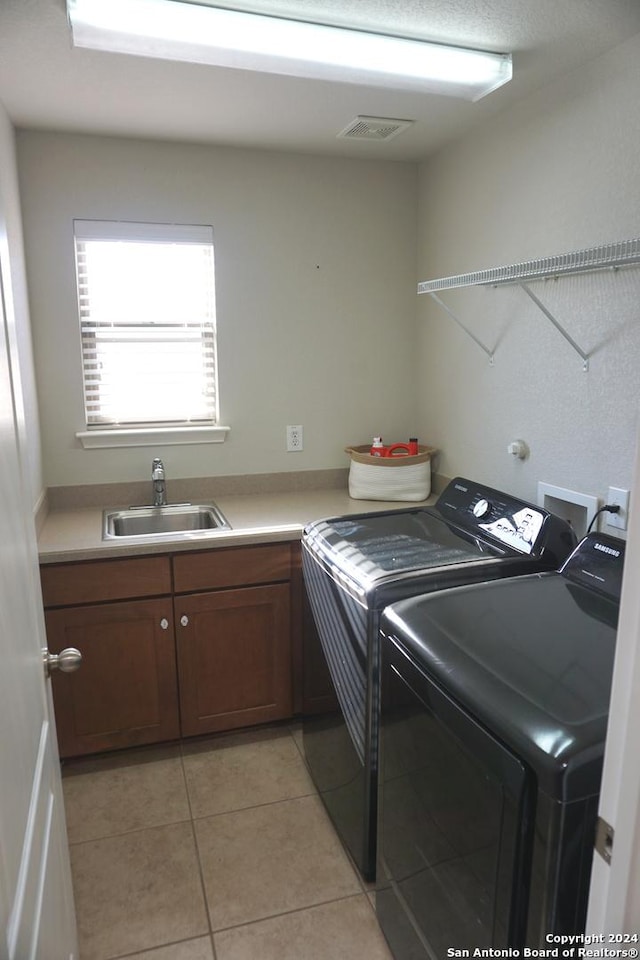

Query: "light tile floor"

xmin=62 ymin=723 xmax=393 ymax=960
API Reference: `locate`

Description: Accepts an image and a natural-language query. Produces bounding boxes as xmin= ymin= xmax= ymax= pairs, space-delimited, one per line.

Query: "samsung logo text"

xmin=593 ymin=542 xmax=621 ymax=558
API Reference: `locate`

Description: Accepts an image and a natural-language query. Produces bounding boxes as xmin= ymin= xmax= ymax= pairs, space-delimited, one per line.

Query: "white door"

xmin=587 ymin=418 xmax=640 ymax=933
xmin=0 ymin=277 xmax=78 ymax=953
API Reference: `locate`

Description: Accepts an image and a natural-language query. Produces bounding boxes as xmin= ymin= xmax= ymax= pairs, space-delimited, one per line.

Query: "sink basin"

xmin=103 ymin=503 xmax=231 ymax=540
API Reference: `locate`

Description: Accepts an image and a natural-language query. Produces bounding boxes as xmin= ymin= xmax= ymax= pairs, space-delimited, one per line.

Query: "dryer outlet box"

xmin=537 ymin=482 xmax=599 ymax=540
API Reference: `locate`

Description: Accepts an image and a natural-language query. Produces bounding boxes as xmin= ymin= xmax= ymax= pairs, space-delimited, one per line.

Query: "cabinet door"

xmin=176 ymin=584 xmax=291 ymax=737
xmin=46 ymin=598 xmax=179 ymax=758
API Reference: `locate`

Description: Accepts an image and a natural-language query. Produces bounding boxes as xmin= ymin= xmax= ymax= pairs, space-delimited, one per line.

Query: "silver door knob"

xmin=180 ymin=615 xmax=189 ymax=627
xmin=160 ymin=618 xmax=169 ymax=630
xmin=43 ymin=647 xmax=82 ymax=677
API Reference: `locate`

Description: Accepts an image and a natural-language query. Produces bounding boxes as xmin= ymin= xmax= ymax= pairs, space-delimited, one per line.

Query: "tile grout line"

xmin=65 ymin=815 xmax=192 ymax=848
xmin=189 ymin=783 xmax=319 ymax=823
xmin=106 ymin=932 xmax=216 ymax=960
xmin=65 ymin=791 xmax=319 ymax=848
xmin=210 ymin=890 xmax=374 ymax=940
xmin=178 ymin=743 xmax=219 ymax=958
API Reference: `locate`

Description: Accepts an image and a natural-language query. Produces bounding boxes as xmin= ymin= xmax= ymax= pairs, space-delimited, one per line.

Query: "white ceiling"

xmin=1 ymin=0 xmax=640 ymax=162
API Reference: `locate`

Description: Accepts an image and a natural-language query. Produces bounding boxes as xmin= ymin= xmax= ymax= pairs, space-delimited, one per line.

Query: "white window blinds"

xmin=74 ymin=220 xmax=218 ymax=427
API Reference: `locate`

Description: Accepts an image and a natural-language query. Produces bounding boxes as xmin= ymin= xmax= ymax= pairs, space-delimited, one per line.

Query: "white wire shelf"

xmin=417 ymin=237 xmax=640 ymax=370
xmin=417 ymin=238 xmax=640 ymax=293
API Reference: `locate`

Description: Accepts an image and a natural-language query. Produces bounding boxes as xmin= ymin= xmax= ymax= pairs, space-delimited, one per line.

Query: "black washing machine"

xmin=302 ymin=477 xmax=576 ymax=880
xmin=377 ymin=533 xmax=625 ymax=958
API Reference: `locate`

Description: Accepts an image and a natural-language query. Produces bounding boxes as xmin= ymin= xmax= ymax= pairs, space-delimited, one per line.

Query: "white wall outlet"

xmin=606 ymin=487 xmax=630 ymax=531
xmin=286 ymin=424 xmax=303 ymax=452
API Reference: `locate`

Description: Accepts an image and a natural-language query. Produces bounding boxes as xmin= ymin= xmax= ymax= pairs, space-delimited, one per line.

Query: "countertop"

xmin=38 ymin=488 xmax=434 ymax=564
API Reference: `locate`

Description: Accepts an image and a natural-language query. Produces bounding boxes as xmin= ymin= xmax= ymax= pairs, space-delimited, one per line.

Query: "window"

xmin=73 ymin=220 xmax=219 ymax=439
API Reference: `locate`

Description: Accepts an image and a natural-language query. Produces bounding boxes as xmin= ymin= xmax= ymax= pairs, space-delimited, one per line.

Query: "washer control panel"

xmin=436 ymin=478 xmax=548 ymax=555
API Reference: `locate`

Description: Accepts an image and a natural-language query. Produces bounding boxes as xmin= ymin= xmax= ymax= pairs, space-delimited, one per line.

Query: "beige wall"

xmin=16 ymin=132 xmax=418 ymax=487
xmin=0 ymin=103 xmax=43 ymax=512
xmin=15 ymin=27 xmax=640 ymax=503
xmin=415 ymin=29 xmax=640 ymax=510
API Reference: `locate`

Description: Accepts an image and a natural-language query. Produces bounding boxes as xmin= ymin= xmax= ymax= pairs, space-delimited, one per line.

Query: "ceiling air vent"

xmin=337 ymin=115 xmax=414 ymax=142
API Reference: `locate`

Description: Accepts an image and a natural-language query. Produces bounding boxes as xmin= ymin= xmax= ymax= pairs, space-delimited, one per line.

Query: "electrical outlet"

xmin=286 ymin=424 xmax=303 ymax=452
xmin=606 ymin=487 xmax=630 ymax=531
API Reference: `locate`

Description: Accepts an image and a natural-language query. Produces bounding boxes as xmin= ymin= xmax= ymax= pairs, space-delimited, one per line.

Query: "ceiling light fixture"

xmin=66 ymin=0 xmax=513 ymax=101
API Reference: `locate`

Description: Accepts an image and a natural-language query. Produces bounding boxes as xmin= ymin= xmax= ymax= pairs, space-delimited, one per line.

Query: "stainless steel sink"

xmin=102 ymin=503 xmax=231 ymax=540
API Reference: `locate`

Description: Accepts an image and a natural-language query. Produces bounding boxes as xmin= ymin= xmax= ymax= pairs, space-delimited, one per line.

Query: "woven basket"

xmin=345 ymin=444 xmax=435 ymax=502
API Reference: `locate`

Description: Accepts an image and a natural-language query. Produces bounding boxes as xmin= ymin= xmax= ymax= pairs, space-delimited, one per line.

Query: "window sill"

xmin=76 ymin=425 xmax=230 ymax=449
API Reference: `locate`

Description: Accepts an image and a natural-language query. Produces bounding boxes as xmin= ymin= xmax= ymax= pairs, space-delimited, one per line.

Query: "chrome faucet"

xmin=151 ymin=458 xmax=167 ymax=507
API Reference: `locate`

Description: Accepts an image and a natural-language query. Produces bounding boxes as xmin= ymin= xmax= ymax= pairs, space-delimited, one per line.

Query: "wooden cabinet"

xmin=174 ymin=543 xmax=293 ymax=738
xmin=41 ymin=542 xmax=296 ymax=757
xmin=176 ymin=584 xmax=291 ymax=737
xmin=40 ymin=555 xmax=172 ymax=607
xmin=46 ymin=598 xmax=179 ymax=757
xmin=42 ymin=555 xmax=177 ymax=758
xmin=173 ymin=543 xmax=291 ymax=593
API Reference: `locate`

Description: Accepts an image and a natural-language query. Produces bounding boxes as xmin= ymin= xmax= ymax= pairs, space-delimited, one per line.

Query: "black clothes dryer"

xmin=377 ymin=533 xmax=625 ymax=959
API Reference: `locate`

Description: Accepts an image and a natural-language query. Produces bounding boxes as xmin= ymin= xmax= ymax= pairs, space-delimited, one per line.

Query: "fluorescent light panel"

xmin=67 ymin=0 xmax=512 ymax=101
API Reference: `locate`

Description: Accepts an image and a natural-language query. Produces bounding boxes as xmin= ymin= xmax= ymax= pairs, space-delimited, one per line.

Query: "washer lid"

xmin=382 ymin=571 xmax=620 ymax=801
xmin=304 ymin=507 xmax=499 ymax=585
xmin=302 ymin=478 xmax=577 ymax=594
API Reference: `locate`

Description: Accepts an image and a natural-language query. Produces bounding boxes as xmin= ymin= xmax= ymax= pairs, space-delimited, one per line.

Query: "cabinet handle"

xmin=160 ymin=618 xmax=169 ymax=630
xmin=180 ymin=615 xmax=189 ymax=627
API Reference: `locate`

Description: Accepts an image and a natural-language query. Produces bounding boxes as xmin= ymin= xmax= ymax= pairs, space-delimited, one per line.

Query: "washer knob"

xmin=473 ymin=498 xmax=491 ymax=519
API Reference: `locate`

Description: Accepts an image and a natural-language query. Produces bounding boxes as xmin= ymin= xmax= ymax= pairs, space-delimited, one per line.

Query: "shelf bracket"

xmin=417 ymin=238 xmax=640 ymax=371
xmin=518 ymin=282 xmax=590 ymax=371
xmin=427 ymin=292 xmax=495 ymax=364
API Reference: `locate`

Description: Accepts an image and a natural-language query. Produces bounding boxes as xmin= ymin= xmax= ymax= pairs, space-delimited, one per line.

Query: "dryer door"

xmin=378 ymin=634 xmax=535 ymax=958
